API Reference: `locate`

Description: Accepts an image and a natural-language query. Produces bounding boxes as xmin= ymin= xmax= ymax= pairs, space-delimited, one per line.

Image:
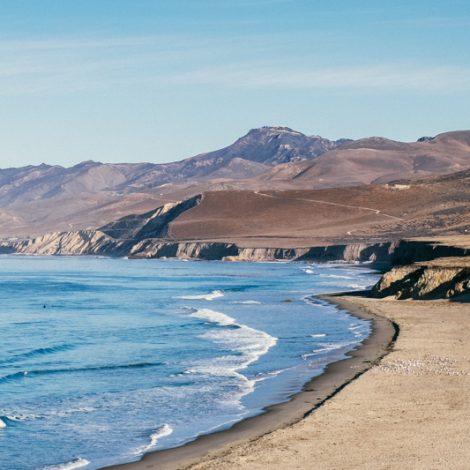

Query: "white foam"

xmin=302 ymin=340 xmax=357 ymax=359
xmin=40 ymin=457 xmax=90 ymax=470
xmin=319 ymin=274 xmax=353 ymax=279
xmin=190 ymin=308 xmax=236 ymax=326
xmin=134 ymin=424 xmax=173 ymax=455
xmin=311 ymin=333 xmax=327 ymax=338
xmin=231 ymin=300 xmax=261 ymax=305
xmin=186 ymin=308 xmax=277 ymax=403
xmin=348 ymin=284 xmax=369 ymax=289
xmin=176 ymin=290 xmax=224 ymax=301
xmin=349 ymin=323 xmax=369 ymax=338
xmin=191 ymin=308 xmax=277 ymax=363
xmin=0 ymin=418 xmax=6 ymax=428
xmin=254 ymin=368 xmax=287 ymax=382
xmin=5 ymin=414 xmax=36 ymax=421
xmin=301 ymin=266 xmax=315 ymax=274
xmin=146 ymin=423 xmax=173 ymax=450
xmin=2 ymin=406 xmax=95 ymax=423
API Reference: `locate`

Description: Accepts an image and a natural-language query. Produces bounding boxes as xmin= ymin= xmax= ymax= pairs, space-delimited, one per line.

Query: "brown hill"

xmin=3 ymin=169 xmax=468 ymax=259
xmin=267 ymin=131 xmax=470 ymax=188
xmin=94 ymin=169 xmax=470 ymax=248
xmin=0 ymin=128 xmax=469 ymax=239
xmin=166 ymin=170 xmax=470 ymax=247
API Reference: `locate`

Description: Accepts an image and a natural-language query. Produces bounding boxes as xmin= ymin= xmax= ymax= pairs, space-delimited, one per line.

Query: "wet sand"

xmin=106 ymin=295 xmax=397 ymax=470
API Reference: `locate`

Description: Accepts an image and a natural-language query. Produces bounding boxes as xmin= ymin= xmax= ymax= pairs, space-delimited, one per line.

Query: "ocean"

xmin=0 ymin=256 xmax=379 ymax=470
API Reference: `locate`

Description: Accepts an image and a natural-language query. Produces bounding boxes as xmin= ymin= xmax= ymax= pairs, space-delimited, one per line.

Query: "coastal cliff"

xmin=0 ymin=230 xmax=126 ymax=256
xmin=1 ymin=231 xmax=468 ymax=266
xmin=371 ymin=257 xmax=470 ymax=301
xmin=1 ymin=230 xmax=468 ymax=302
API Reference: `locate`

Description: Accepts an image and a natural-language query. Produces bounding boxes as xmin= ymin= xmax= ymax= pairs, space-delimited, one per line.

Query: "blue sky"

xmin=1 ymin=0 xmax=469 ymax=166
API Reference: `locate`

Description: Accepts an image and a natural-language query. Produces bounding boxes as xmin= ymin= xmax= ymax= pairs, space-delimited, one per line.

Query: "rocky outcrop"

xmin=224 ymin=247 xmax=306 ymax=261
xmin=0 ymin=230 xmax=126 ymax=256
xmin=100 ymin=195 xmax=202 ymax=240
xmin=372 ymin=258 xmax=470 ymax=301
xmin=128 ymin=240 xmax=240 ymax=260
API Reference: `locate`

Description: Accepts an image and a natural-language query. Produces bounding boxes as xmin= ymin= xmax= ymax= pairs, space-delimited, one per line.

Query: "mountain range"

xmin=1 ymin=126 xmax=469 ymax=238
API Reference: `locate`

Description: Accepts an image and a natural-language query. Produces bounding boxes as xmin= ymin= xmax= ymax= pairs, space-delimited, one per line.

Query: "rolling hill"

xmin=0 ymin=127 xmax=469 ymax=238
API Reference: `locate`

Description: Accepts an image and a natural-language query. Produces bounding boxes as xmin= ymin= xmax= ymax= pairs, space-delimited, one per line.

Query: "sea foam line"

xmin=133 ymin=423 xmax=173 ymax=455
xmin=319 ymin=273 xmax=354 ymax=279
xmin=176 ymin=290 xmax=224 ymax=301
xmin=301 ymin=340 xmax=359 ymax=359
xmin=187 ymin=308 xmax=277 ymax=399
xmin=40 ymin=457 xmax=90 ymax=470
xmin=3 ymin=405 xmax=95 ymax=422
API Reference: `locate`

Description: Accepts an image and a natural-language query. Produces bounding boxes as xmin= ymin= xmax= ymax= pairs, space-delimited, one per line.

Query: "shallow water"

xmin=0 ymin=257 xmax=379 ymax=470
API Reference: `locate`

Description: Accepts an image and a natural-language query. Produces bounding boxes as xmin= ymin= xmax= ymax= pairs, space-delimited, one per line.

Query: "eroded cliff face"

xmin=128 ymin=240 xmax=240 ymax=260
xmin=1 ymin=227 xmax=468 ymax=301
xmin=1 ymin=232 xmax=468 ymax=270
xmin=372 ymin=258 xmax=470 ymax=301
xmin=0 ymin=231 xmax=126 ymax=256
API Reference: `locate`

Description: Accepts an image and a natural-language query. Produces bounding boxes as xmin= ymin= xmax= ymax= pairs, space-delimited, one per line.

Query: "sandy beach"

xmin=109 ymin=294 xmax=470 ymax=470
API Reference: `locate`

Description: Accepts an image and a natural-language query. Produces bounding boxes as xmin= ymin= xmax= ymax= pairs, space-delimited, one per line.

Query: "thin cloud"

xmin=1 ymin=33 xmax=469 ymax=96
xmin=163 ymin=63 xmax=470 ymax=93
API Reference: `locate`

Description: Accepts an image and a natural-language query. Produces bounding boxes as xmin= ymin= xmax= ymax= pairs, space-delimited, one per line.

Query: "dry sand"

xmin=110 ymin=296 xmax=470 ymax=470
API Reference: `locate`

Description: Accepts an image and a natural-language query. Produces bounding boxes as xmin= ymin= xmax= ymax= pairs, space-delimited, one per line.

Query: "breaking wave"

xmin=134 ymin=424 xmax=173 ymax=455
xmin=176 ymin=290 xmax=224 ymax=301
xmin=40 ymin=457 xmax=90 ymax=470
xmin=186 ymin=308 xmax=277 ymax=401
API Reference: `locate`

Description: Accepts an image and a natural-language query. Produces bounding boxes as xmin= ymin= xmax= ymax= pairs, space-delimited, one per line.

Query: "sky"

xmin=0 ymin=0 xmax=469 ymax=167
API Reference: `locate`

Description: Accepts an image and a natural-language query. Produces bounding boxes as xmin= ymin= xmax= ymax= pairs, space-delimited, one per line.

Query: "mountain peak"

xmin=208 ymin=126 xmax=340 ymax=166
xmin=72 ymin=160 xmax=103 ymax=170
xmin=245 ymin=126 xmax=305 ymax=138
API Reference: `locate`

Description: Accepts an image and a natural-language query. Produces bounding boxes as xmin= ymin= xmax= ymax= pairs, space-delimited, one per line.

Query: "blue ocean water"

xmin=0 ymin=256 xmax=379 ymax=470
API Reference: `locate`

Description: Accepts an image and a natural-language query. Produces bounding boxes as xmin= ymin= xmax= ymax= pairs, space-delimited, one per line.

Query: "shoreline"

xmin=105 ymin=292 xmax=397 ymax=470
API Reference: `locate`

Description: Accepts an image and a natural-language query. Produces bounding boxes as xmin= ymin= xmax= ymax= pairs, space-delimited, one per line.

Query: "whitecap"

xmin=190 ymin=308 xmax=236 ymax=326
xmin=231 ymin=300 xmax=261 ymax=305
xmin=6 ymin=414 xmax=39 ymax=422
xmin=311 ymin=333 xmax=326 ymax=338
xmin=176 ymin=290 xmax=224 ymax=301
xmin=300 ymin=266 xmax=315 ymax=274
xmin=0 ymin=418 xmax=6 ymax=429
xmin=40 ymin=457 xmax=90 ymax=470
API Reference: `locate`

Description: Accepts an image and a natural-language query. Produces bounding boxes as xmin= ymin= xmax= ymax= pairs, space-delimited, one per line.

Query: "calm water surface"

xmin=0 ymin=257 xmax=379 ymax=470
